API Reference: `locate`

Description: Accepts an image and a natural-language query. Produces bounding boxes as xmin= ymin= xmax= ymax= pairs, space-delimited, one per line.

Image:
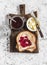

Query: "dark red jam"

xmin=12 ymin=17 xmax=23 ymax=28
xmin=19 ymin=36 xmax=31 ymax=47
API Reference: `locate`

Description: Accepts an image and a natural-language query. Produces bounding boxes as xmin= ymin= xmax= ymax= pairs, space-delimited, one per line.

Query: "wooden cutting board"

xmin=7 ymin=4 xmax=39 ymax=53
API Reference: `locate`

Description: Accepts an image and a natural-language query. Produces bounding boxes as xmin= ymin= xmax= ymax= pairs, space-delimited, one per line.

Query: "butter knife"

xmin=31 ymin=12 xmax=44 ymax=38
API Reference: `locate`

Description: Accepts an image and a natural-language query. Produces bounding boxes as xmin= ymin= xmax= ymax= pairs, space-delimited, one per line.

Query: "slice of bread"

xmin=16 ymin=31 xmax=36 ymax=52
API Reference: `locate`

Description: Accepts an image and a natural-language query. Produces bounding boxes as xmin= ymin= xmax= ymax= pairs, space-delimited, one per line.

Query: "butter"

xmin=27 ymin=17 xmax=36 ymax=31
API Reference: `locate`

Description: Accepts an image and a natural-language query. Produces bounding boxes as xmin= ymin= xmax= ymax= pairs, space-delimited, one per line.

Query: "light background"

xmin=0 ymin=0 xmax=47 ymax=65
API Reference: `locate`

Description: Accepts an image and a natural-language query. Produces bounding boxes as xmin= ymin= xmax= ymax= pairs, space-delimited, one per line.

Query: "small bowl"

xmin=26 ymin=17 xmax=37 ymax=32
xmin=10 ymin=16 xmax=24 ymax=30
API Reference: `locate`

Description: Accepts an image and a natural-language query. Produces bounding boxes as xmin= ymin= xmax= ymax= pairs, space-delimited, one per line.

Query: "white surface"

xmin=0 ymin=0 xmax=47 ymax=65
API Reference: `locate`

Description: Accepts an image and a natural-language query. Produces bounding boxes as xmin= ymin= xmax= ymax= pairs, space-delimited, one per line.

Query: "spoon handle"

xmin=7 ymin=15 xmax=16 ymax=23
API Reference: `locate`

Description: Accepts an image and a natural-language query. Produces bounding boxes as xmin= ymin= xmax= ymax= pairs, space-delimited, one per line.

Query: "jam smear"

xmin=12 ymin=17 xmax=23 ymax=28
xmin=19 ymin=36 xmax=31 ymax=47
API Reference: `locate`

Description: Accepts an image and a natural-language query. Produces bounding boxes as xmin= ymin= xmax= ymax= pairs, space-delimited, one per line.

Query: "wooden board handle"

xmin=19 ymin=4 xmax=25 ymax=15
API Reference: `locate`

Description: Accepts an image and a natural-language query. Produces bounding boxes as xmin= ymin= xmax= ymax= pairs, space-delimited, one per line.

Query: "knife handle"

xmin=39 ymin=28 xmax=44 ymax=37
xmin=37 ymin=24 xmax=43 ymax=37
